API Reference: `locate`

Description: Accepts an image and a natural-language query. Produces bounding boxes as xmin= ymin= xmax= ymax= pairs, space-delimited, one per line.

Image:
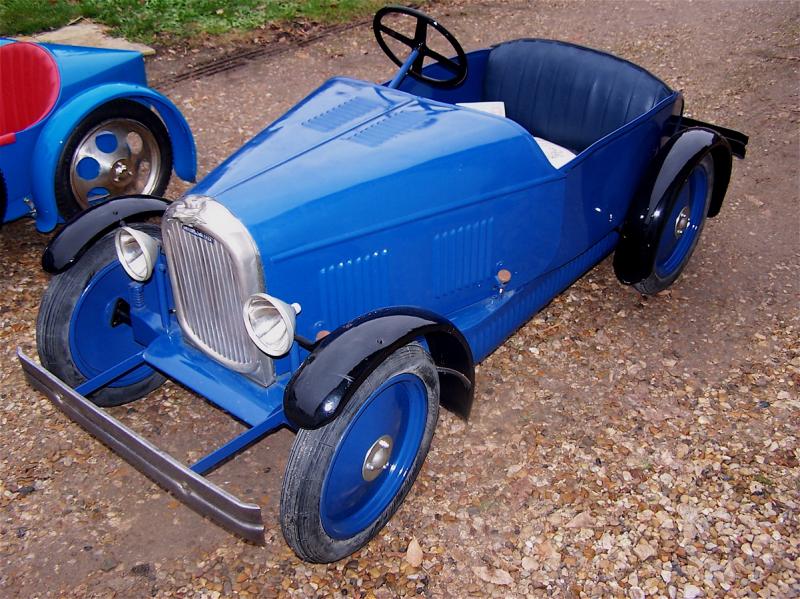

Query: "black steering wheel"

xmin=373 ymin=6 xmax=468 ymax=89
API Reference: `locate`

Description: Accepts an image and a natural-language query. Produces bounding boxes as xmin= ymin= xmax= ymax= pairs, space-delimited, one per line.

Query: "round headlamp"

xmin=115 ymin=226 xmax=160 ymax=281
xmin=243 ymin=294 xmax=302 ymax=357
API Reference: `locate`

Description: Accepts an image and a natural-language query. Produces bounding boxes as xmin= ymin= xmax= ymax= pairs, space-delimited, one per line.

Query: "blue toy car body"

xmin=0 ymin=39 xmax=196 ymax=231
xmin=18 ymin=7 xmax=747 ymax=562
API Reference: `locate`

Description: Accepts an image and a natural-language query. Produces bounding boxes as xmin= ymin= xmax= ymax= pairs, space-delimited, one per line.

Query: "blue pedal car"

xmin=19 ymin=7 xmax=747 ymax=562
xmin=0 ymin=38 xmax=196 ymax=231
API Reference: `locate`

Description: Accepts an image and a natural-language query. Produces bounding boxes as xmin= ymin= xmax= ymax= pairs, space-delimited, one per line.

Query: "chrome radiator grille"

xmin=162 ymin=196 xmax=273 ymax=386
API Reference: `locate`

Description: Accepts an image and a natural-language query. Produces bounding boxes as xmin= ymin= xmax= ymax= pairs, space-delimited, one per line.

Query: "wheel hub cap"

xmin=362 ymin=435 xmax=393 ymax=481
xmin=112 ymin=160 xmax=132 ymax=184
xmin=674 ymin=207 xmax=690 ymax=238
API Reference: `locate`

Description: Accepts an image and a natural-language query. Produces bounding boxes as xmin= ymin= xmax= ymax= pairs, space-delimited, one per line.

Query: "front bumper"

xmin=18 ymin=349 xmax=266 ymax=544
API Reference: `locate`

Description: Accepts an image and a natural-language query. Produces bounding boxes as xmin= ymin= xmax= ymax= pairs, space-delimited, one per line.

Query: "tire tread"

xmin=36 ymin=224 xmax=165 ymax=407
xmin=280 ymin=343 xmax=439 ymax=563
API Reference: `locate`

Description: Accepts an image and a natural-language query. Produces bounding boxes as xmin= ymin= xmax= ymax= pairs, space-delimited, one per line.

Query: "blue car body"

xmin=191 ymin=74 xmax=675 ymax=367
xmin=19 ymin=18 xmax=747 ymax=555
xmin=0 ymin=39 xmax=196 ymax=231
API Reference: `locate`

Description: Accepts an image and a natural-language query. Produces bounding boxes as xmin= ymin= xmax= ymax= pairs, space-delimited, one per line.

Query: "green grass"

xmin=0 ymin=0 xmax=384 ymax=43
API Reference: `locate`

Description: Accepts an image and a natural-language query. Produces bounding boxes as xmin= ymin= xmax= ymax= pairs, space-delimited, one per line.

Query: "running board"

xmin=17 ymin=349 xmax=265 ymax=545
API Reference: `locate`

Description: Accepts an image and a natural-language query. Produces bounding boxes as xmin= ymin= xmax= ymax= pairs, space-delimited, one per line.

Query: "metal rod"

xmin=388 ymin=47 xmax=421 ymax=89
xmin=75 ymin=351 xmax=146 ymax=396
xmin=294 ymin=334 xmax=316 ymax=352
xmin=190 ymin=410 xmax=288 ymax=475
xmin=155 ymin=261 xmax=171 ymax=329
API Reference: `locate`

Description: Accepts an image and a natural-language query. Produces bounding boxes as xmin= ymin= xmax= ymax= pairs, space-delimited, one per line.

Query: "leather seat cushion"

xmin=0 ymin=42 xmax=60 ymax=138
xmin=484 ymin=39 xmax=672 ymax=153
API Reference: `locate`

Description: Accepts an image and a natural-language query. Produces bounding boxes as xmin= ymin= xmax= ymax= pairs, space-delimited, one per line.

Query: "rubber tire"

xmin=55 ymin=99 xmax=173 ymax=219
xmin=633 ymin=154 xmax=714 ymax=295
xmin=280 ymin=342 xmax=440 ymax=563
xmin=36 ymin=224 xmax=166 ymax=407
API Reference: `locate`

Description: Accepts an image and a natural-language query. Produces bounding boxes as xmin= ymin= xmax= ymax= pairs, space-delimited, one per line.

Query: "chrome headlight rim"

xmin=115 ymin=226 xmax=159 ymax=282
xmin=242 ymin=293 xmax=301 ymax=358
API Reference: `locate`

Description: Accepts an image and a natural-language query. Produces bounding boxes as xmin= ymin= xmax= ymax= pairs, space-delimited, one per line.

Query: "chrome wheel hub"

xmin=112 ymin=160 xmax=132 ymax=183
xmin=70 ymin=118 xmax=161 ymax=209
xmin=674 ymin=206 xmax=691 ymax=238
xmin=362 ymin=435 xmax=393 ymax=481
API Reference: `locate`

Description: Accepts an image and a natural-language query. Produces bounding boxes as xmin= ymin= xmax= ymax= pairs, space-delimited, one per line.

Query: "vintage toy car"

xmin=18 ymin=7 xmax=747 ymax=562
xmin=0 ymin=38 xmax=196 ymax=231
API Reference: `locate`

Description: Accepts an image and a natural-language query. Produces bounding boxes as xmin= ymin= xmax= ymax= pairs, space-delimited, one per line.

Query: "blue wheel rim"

xmin=320 ymin=373 xmax=428 ymax=539
xmin=654 ymin=165 xmax=709 ymax=278
xmin=69 ymin=262 xmax=153 ymax=387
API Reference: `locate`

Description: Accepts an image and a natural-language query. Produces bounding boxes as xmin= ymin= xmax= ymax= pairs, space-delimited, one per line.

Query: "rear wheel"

xmin=633 ymin=154 xmax=715 ymax=295
xmin=36 ymin=224 xmax=165 ymax=407
xmin=55 ymin=100 xmax=173 ymax=218
xmin=281 ymin=342 xmax=439 ymax=563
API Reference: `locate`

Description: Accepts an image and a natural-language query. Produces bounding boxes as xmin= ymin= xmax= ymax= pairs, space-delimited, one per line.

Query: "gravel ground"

xmin=1 ymin=1 xmax=798 ymax=597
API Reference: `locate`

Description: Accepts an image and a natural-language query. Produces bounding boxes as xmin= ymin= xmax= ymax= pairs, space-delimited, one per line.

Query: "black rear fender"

xmin=614 ymin=127 xmax=734 ymax=285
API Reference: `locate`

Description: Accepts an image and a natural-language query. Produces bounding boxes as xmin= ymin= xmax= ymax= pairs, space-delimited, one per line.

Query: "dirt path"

xmin=1 ymin=1 xmax=797 ymax=597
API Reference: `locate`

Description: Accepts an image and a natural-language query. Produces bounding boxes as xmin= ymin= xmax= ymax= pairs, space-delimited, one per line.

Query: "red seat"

xmin=0 ymin=41 xmax=61 ymax=145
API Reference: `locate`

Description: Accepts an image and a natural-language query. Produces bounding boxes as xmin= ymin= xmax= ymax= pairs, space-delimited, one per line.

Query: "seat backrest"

xmin=0 ymin=42 xmax=61 ymax=137
xmin=484 ymin=39 xmax=672 ymax=153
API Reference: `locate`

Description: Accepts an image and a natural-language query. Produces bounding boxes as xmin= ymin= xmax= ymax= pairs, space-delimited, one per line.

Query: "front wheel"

xmin=633 ymin=154 xmax=715 ymax=295
xmin=36 ymin=224 xmax=166 ymax=407
xmin=280 ymin=342 xmax=440 ymax=563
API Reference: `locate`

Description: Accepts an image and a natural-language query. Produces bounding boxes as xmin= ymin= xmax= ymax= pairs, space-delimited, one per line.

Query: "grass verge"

xmin=1 ymin=0 xmax=385 ymax=43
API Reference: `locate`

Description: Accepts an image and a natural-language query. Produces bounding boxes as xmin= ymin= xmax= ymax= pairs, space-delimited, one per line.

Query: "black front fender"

xmin=42 ymin=195 xmax=170 ymax=273
xmin=614 ymin=127 xmax=734 ymax=285
xmin=284 ymin=307 xmax=475 ymax=430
